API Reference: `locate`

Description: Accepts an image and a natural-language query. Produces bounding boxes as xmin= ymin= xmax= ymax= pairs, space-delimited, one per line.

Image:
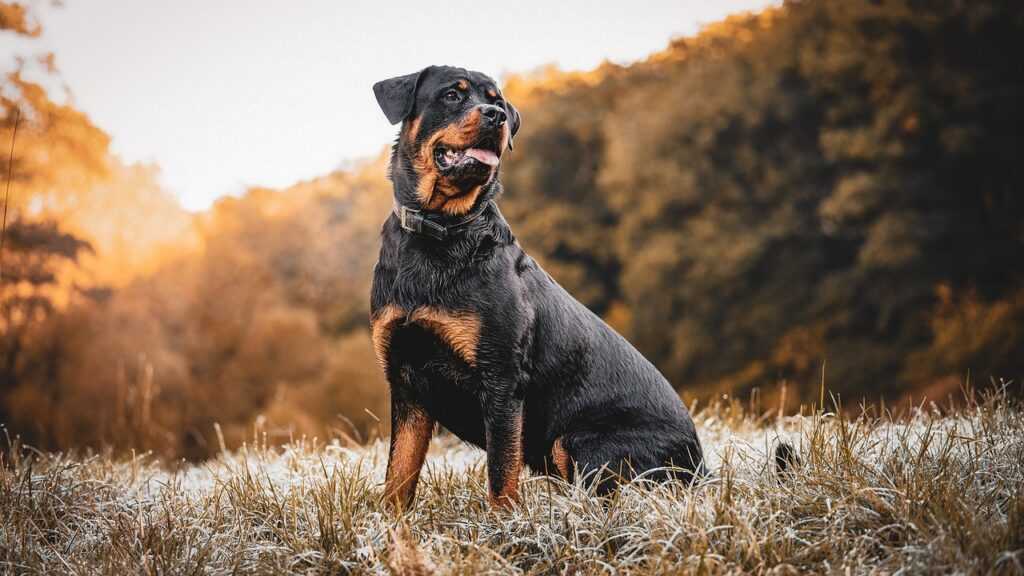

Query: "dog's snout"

xmin=479 ymin=104 xmax=507 ymax=126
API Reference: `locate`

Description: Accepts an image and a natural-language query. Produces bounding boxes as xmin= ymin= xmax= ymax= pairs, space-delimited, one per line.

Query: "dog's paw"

xmin=487 ymin=491 xmax=520 ymax=511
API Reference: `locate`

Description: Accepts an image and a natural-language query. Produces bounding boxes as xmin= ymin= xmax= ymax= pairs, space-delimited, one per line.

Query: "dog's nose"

xmin=479 ymin=104 xmax=507 ymax=127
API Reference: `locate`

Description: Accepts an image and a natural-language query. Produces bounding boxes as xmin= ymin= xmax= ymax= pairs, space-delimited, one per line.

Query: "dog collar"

xmin=393 ymin=201 xmax=494 ymax=241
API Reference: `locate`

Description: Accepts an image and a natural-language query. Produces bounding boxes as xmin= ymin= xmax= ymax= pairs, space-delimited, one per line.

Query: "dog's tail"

xmin=774 ymin=441 xmax=800 ymax=480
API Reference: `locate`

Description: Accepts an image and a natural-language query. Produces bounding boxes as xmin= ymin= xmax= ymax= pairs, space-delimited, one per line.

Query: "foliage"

xmin=501 ymin=0 xmax=1024 ymax=406
xmin=1 ymin=162 xmax=394 ymax=459
xmin=1 ymin=2 xmax=390 ymax=458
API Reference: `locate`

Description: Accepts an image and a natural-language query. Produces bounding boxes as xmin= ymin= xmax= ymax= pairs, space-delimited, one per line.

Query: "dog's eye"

xmin=443 ymin=89 xmax=461 ymax=103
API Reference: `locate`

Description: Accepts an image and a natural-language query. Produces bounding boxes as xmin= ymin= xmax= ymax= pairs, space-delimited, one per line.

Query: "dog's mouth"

xmin=434 ymin=140 xmax=501 ymax=171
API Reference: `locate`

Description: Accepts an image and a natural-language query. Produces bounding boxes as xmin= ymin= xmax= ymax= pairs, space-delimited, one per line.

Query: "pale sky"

xmin=7 ymin=0 xmax=777 ymax=211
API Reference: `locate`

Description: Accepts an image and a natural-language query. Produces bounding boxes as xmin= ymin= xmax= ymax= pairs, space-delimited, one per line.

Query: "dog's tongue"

xmin=464 ymin=148 xmax=499 ymax=167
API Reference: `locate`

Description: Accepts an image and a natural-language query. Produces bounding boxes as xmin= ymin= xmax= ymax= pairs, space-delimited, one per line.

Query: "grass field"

xmin=2 ymin=388 xmax=1022 ymax=575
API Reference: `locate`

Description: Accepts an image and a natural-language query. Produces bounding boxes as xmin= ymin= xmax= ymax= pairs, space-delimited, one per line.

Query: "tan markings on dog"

xmin=551 ymin=436 xmax=571 ymax=479
xmin=439 ymin=185 xmax=483 ymax=216
xmin=489 ymin=410 xmax=524 ymax=509
xmin=457 ymin=79 xmax=469 ymax=91
xmin=408 ymin=307 xmax=481 ymax=366
xmin=371 ymin=305 xmax=406 ymax=370
xmin=384 ymin=408 xmax=434 ymax=509
xmin=412 ymin=108 xmax=489 ymax=216
xmin=486 ymin=89 xmax=497 ymax=99
xmin=404 ymin=115 xmax=421 ymax=144
xmin=499 ymin=122 xmax=510 ymax=151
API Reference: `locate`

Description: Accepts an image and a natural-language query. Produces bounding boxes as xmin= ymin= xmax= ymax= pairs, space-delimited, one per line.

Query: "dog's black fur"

xmin=371 ymin=65 xmax=704 ymax=509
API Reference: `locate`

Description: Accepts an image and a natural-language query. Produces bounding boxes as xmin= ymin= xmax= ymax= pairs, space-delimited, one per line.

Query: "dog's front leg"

xmin=383 ymin=398 xmax=434 ymax=510
xmin=482 ymin=388 xmax=524 ymax=509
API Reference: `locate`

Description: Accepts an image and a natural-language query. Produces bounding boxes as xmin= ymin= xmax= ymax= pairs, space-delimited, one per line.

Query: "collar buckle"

xmin=399 ymin=205 xmax=421 ymax=233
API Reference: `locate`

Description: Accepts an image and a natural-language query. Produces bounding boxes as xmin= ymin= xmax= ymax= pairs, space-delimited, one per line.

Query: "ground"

xmin=2 ymin=390 xmax=1022 ymax=575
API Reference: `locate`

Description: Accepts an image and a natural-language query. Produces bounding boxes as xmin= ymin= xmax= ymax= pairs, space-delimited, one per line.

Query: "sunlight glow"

xmin=31 ymin=0 xmax=778 ymax=210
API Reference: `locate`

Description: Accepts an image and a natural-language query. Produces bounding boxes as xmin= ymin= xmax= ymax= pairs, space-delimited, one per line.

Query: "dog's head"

xmin=374 ymin=66 xmax=521 ymax=216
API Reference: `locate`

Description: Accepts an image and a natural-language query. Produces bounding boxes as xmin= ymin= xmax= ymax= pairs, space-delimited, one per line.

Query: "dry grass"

xmin=2 ymin=388 xmax=1022 ymax=575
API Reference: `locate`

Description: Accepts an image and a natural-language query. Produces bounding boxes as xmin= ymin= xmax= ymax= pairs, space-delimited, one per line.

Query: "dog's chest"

xmin=371 ymin=305 xmax=481 ymax=371
xmin=372 ymin=304 xmax=487 ymax=444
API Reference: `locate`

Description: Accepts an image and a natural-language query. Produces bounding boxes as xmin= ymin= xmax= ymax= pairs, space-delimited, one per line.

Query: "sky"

xmin=11 ymin=0 xmax=777 ymax=211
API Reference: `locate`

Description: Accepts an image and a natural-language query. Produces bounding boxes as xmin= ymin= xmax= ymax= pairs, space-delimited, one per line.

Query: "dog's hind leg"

xmin=557 ymin=429 xmax=704 ymax=494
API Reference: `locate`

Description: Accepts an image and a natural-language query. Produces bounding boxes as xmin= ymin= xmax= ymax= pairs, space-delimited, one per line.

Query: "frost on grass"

xmin=2 ymin=390 xmax=1023 ymax=575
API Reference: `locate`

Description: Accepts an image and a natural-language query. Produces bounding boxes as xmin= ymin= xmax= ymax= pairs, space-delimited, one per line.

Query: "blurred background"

xmin=1 ymin=0 xmax=1021 ymax=461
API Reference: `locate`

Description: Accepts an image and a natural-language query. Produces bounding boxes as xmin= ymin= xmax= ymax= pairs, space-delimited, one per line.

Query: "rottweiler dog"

xmin=371 ymin=65 xmax=704 ymax=509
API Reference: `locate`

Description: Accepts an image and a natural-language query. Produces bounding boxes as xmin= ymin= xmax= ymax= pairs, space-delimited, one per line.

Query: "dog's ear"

xmin=373 ymin=67 xmax=429 ymax=125
xmin=505 ymin=100 xmax=521 ymax=150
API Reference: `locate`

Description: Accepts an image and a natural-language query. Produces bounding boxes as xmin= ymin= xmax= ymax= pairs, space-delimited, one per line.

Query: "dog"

xmin=370 ymin=65 xmax=705 ymax=509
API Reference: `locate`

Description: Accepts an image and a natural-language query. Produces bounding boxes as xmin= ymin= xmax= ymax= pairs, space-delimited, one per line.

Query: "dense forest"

xmin=2 ymin=0 xmax=1022 ymax=460
xmin=500 ymin=0 xmax=1024 ymax=408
